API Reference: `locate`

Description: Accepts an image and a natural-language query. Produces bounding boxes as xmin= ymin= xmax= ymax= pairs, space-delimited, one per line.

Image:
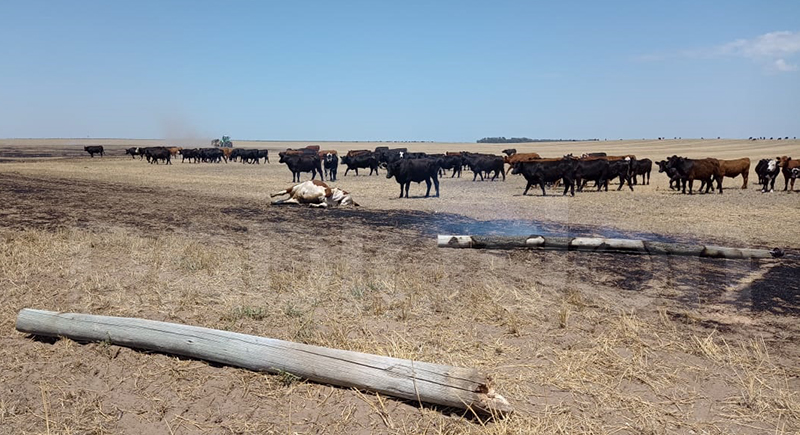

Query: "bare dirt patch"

xmin=1 ymin=142 xmax=799 ymax=434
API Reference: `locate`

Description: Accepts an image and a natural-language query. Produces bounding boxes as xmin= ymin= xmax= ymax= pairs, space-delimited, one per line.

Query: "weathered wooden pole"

xmin=437 ymin=235 xmax=783 ymax=259
xmin=16 ymin=309 xmax=512 ymax=416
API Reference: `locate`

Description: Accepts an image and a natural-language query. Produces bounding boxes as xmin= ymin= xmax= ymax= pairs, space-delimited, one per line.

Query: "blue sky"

xmin=1 ymin=1 xmax=798 ymax=141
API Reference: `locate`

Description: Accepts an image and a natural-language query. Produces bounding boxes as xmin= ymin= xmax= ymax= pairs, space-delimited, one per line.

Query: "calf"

xmin=385 ymin=158 xmax=441 ymax=198
xmin=759 ymin=159 xmax=780 ymax=192
xmin=718 ymin=157 xmax=750 ymax=189
xmin=511 ymin=159 xmax=576 ymax=196
xmin=581 ymin=152 xmax=607 ymax=158
xmin=125 ymin=147 xmax=137 ymax=158
xmin=279 ymin=152 xmax=323 ymax=182
xmin=84 ymin=146 xmax=104 ymax=158
xmin=270 ymin=180 xmax=357 ymax=207
xmin=657 ymin=157 xmax=682 ymax=190
xmin=324 ymin=152 xmax=339 ymax=181
xmin=779 ymin=156 xmax=800 ymax=191
xmin=341 ymin=152 xmax=380 ymax=176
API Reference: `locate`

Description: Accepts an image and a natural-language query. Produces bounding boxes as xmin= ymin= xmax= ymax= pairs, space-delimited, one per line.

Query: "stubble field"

xmin=0 ymin=138 xmax=798 ymax=434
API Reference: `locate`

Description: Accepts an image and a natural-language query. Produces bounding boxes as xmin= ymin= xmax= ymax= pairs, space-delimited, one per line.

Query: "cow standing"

xmin=341 ymin=152 xmax=380 ymax=176
xmin=463 ymin=154 xmax=505 ymax=181
xmin=779 ymin=156 xmax=799 ymax=191
xmin=757 ymin=159 xmax=780 ymax=192
xmin=631 ymin=158 xmax=652 ymax=185
xmin=511 ymin=159 xmax=576 ymax=196
xmin=666 ymin=157 xmax=723 ymax=194
xmin=385 ymin=158 xmax=441 ymax=198
xmin=324 ymin=152 xmax=339 ymax=181
xmin=279 ymin=152 xmax=324 ymax=182
xmin=718 ymin=158 xmax=751 ymax=189
xmin=84 ymin=146 xmax=104 ymax=158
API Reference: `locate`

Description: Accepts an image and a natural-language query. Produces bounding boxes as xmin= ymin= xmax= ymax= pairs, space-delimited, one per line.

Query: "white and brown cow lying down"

xmin=270 ymin=180 xmax=359 ymax=208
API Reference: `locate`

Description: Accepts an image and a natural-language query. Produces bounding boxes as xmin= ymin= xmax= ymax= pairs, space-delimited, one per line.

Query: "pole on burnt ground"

xmin=15 ymin=309 xmax=512 ymax=416
xmin=437 ymin=235 xmax=784 ymax=259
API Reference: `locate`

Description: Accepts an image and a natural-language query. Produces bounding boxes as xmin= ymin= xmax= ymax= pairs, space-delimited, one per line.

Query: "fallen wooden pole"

xmin=15 ymin=309 xmax=512 ymax=416
xmin=437 ymin=235 xmax=784 ymax=259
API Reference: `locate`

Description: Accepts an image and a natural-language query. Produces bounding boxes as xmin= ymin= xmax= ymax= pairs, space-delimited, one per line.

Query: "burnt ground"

xmin=1 ymin=170 xmax=799 ymax=434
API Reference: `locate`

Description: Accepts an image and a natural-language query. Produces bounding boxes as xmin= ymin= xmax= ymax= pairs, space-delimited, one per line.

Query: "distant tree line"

xmin=477 ymin=137 xmax=599 ymax=143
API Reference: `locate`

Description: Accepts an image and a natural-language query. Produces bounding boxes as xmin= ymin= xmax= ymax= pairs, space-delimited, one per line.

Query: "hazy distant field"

xmin=1 ymin=139 xmax=798 ymax=434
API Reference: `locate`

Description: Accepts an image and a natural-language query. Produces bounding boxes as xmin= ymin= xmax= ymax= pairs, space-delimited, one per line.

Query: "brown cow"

xmin=220 ymin=148 xmax=234 ymax=160
xmin=778 ymin=156 xmax=800 ymax=191
xmin=603 ymin=155 xmax=636 ymax=161
xmin=718 ymin=157 xmax=750 ymax=189
xmin=167 ymin=147 xmax=183 ymax=157
xmin=503 ymin=153 xmax=541 ymax=174
xmin=346 ymin=149 xmax=371 ymax=158
xmin=305 ymin=145 xmax=321 ymax=152
xmin=668 ymin=157 xmax=723 ymax=194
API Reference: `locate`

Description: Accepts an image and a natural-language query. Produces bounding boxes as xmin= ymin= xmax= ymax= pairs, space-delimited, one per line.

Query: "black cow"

xmin=511 ymin=159 xmax=575 ymax=196
xmin=145 ymin=147 xmax=171 ymax=165
xmin=574 ymin=159 xmax=610 ymax=192
xmin=463 ymin=154 xmax=505 ymax=181
xmin=341 ymin=152 xmax=380 ymax=176
xmin=378 ymin=148 xmax=408 ymax=165
xmin=607 ymin=159 xmax=634 ymax=191
xmin=631 ymin=158 xmax=652 ymax=185
xmin=581 ymin=152 xmax=607 ymax=158
xmin=501 ymin=148 xmax=517 ymax=156
xmin=439 ymin=154 xmax=464 ymax=178
xmin=324 ymin=152 xmax=339 ymax=181
xmin=179 ymin=148 xmax=199 ymax=163
xmin=279 ymin=152 xmax=323 ymax=182
xmin=385 ymin=158 xmax=440 ymax=198
xmin=199 ymin=148 xmax=225 ymax=163
xmin=657 ymin=158 xmax=682 ymax=190
xmin=124 ymin=147 xmax=137 ymax=158
xmin=234 ymin=149 xmax=260 ymax=164
xmin=756 ymin=158 xmax=780 ymax=192
xmin=755 ymin=159 xmax=769 ymax=186
xmin=257 ymin=149 xmax=269 ymax=163
xmin=84 ymin=146 xmax=104 ymax=158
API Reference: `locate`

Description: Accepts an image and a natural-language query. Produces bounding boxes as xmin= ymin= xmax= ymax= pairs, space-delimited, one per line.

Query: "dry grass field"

xmin=1 ymin=139 xmax=799 ymax=434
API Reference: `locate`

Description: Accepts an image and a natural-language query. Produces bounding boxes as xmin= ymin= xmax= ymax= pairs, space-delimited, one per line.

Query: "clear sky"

xmin=1 ymin=1 xmax=798 ymax=141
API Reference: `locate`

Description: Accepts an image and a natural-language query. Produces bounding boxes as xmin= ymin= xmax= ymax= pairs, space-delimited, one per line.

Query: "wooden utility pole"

xmin=16 ymin=309 xmax=512 ymax=416
xmin=438 ymin=235 xmax=783 ymax=259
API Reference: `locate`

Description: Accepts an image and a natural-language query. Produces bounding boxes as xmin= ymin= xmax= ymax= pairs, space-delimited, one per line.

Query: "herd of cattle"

xmin=117 ymin=146 xmax=270 ymax=165
xmin=83 ymin=144 xmax=800 ymax=201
